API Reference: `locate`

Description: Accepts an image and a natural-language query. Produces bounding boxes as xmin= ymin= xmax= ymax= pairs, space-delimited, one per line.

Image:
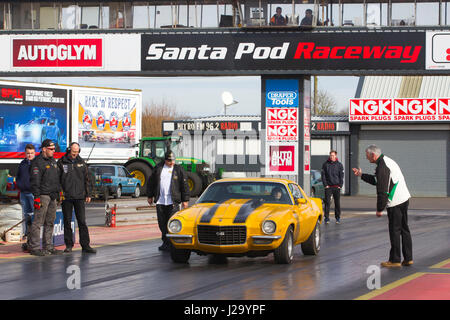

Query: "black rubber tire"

xmin=301 ymin=221 xmax=321 ymax=256
xmin=170 ymin=247 xmax=191 ymax=263
xmin=125 ymin=162 xmax=152 ymax=196
xmin=273 ymin=226 xmax=294 ymax=264
xmin=186 ymin=171 xmax=202 ymax=197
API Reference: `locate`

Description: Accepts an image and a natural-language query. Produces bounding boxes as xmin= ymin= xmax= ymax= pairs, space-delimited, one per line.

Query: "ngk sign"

xmin=349 ymin=98 xmax=450 ymax=121
xmin=266 ymin=108 xmax=297 ymax=124
xmin=267 ymin=124 xmax=298 ymax=141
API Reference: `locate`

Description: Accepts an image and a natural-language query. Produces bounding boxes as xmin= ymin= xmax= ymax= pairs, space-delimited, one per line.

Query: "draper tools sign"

xmin=141 ymin=32 xmax=425 ymax=72
xmin=349 ymin=98 xmax=450 ymax=122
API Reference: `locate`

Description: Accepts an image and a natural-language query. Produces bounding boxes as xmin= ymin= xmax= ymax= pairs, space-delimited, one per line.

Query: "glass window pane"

xmin=416 ymin=2 xmax=439 ymax=26
xmin=11 ymin=2 xmax=32 ymax=29
xmin=37 ymin=6 xmax=58 ymax=30
xmin=61 ymin=5 xmax=78 ymax=29
xmin=133 ymin=4 xmax=149 ymax=28
xmin=0 ymin=4 xmax=4 ymax=29
xmin=81 ymin=6 xmax=100 ymax=29
xmin=342 ymin=4 xmax=364 ymax=26
xmin=392 ymin=2 xmax=415 ymax=26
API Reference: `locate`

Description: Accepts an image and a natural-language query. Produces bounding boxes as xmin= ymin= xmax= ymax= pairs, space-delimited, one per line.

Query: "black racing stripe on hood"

xmin=233 ymin=199 xmax=264 ymax=223
xmin=199 ymin=201 xmax=225 ymax=223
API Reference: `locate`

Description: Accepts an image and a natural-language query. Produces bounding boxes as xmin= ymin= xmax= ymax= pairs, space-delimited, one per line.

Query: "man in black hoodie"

xmin=16 ymin=144 xmax=35 ymax=249
xmin=57 ymin=142 xmax=96 ymax=254
xmin=321 ymin=150 xmax=344 ymax=224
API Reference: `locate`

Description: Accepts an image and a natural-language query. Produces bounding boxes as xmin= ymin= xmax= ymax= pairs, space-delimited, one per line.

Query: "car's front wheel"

xmin=170 ymin=247 xmax=191 ymax=263
xmin=301 ymin=220 xmax=321 ymax=255
xmin=274 ymin=226 xmax=294 ymax=264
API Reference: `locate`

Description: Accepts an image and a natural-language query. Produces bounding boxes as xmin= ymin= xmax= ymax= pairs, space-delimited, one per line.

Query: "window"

xmin=289 ymin=184 xmax=304 ymax=200
xmin=0 ymin=3 xmax=5 ymax=29
xmin=11 ymin=2 xmax=32 ymax=29
xmin=92 ymin=166 xmax=114 ymax=176
xmin=60 ymin=4 xmax=78 ymax=29
xmin=118 ymin=167 xmax=126 ymax=177
xmin=80 ymin=4 xmax=100 ymax=29
xmin=38 ymin=5 xmax=59 ymax=29
xmin=133 ymin=2 xmax=150 ymax=28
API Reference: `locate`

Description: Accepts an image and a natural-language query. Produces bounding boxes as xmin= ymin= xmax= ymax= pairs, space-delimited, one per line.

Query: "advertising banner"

xmin=0 ymin=83 xmax=68 ymax=158
xmin=142 ymin=32 xmax=425 ymax=73
xmin=426 ymin=32 xmax=450 ymax=70
xmin=349 ymin=98 xmax=450 ymax=122
xmin=73 ymin=90 xmax=141 ymax=160
xmin=266 ymin=142 xmax=297 ymax=175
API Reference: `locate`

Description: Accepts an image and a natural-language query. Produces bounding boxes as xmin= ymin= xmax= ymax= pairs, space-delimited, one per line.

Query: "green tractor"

xmin=124 ymin=137 xmax=216 ymax=197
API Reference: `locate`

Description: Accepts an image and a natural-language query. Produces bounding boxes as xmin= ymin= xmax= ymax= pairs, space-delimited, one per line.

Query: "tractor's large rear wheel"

xmin=186 ymin=171 xmax=202 ymax=197
xmin=126 ymin=162 xmax=152 ymax=196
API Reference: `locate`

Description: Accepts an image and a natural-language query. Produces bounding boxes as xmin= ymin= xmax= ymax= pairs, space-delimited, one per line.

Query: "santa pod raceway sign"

xmin=349 ymin=98 xmax=450 ymax=122
xmin=141 ymin=31 xmax=425 ymax=72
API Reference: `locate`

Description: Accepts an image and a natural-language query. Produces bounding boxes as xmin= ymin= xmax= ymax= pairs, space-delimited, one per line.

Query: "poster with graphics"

xmin=73 ymin=89 xmax=141 ymax=159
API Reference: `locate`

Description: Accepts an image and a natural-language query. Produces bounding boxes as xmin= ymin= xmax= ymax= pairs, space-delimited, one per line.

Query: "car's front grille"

xmin=197 ymin=225 xmax=247 ymax=245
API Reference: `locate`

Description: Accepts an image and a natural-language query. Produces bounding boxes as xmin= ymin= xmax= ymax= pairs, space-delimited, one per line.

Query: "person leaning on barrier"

xmin=270 ymin=7 xmax=287 ymax=26
xmin=147 ymin=150 xmax=190 ymax=252
xmin=16 ymin=144 xmax=35 ymax=251
xmin=352 ymin=145 xmax=413 ymax=268
xmin=28 ymin=139 xmax=63 ymax=256
xmin=57 ymin=142 xmax=96 ymax=254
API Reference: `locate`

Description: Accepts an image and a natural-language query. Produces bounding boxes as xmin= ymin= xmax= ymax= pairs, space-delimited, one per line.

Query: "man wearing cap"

xmin=28 ymin=139 xmax=63 ymax=256
xmin=147 ymin=150 xmax=190 ymax=251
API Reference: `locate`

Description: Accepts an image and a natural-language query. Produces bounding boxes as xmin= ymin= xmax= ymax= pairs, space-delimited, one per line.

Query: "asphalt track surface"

xmin=0 ymin=197 xmax=449 ymax=300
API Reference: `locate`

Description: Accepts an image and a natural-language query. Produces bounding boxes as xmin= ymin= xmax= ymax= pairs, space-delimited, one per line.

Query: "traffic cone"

xmin=111 ymin=204 xmax=117 ymax=228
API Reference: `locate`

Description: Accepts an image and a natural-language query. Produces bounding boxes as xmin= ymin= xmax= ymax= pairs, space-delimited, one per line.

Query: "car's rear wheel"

xmin=301 ymin=220 xmax=321 ymax=255
xmin=170 ymin=247 xmax=191 ymax=263
xmin=274 ymin=226 xmax=294 ymax=264
xmin=114 ymin=185 xmax=122 ymax=199
xmin=132 ymin=185 xmax=140 ymax=198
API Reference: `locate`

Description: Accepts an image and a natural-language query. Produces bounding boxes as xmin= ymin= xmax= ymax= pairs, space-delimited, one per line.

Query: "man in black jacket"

xmin=321 ymin=150 xmax=344 ymax=224
xmin=147 ymin=150 xmax=190 ymax=251
xmin=57 ymin=142 xmax=96 ymax=254
xmin=16 ymin=144 xmax=35 ymax=250
xmin=28 ymin=139 xmax=63 ymax=256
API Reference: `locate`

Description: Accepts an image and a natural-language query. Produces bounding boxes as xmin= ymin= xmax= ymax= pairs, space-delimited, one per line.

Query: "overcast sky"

xmin=3 ymin=76 xmax=359 ymax=117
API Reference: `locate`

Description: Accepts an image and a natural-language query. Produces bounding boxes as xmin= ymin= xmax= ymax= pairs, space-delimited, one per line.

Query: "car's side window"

xmin=118 ymin=167 xmax=126 ymax=177
xmin=289 ymin=184 xmax=304 ymax=201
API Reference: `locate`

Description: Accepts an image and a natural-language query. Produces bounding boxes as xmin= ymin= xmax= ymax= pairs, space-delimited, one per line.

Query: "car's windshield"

xmin=90 ymin=166 xmax=115 ymax=176
xmin=197 ymin=182 xmax=292 ymax=205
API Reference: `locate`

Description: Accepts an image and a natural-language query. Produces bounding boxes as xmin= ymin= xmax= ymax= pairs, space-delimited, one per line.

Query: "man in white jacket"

xmin=353 ymin=145 xmax=413 ymax=268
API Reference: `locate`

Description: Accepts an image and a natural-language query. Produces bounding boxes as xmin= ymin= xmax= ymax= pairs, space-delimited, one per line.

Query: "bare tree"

xmin=142 ymin=99 xmax=189 ymax=137
xmin=312 ymin=89 xmax=341 ymax=115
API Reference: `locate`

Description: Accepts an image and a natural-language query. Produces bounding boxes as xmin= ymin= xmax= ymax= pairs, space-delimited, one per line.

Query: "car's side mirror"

xmin=296 ymin=198 xmax=307 ymax=205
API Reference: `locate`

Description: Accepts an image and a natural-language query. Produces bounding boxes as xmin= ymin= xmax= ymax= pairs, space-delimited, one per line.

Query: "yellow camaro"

xmin=167 ymin=178 xmax=323 ymax=264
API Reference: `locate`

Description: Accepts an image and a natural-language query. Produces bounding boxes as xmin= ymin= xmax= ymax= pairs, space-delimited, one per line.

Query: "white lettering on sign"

xmin=146 ymin=43 xmax=227 ymax=60
xmin=266 ymin=108 xmax=297 ymax=124
xmin=271 ymin=150 xmax=292 ymax=167
xmin=234 ymin=42 xmax=289 ymax=60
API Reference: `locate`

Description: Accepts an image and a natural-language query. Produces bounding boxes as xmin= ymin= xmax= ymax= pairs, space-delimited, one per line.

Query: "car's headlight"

xmin=168 ymin=219 xmax=182 ymax=233
xmin=262 ymin=220 xmax=276 ymax=234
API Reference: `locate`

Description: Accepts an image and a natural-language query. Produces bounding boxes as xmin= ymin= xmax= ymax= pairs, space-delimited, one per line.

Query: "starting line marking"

xmin=430 ymin=258 xmax=450 ymax=269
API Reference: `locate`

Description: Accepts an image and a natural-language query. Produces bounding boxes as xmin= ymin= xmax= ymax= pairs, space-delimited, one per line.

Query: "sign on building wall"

xmin=349 ymin=98 xmax=450 ymax=122
xmin=265 ymin=79 xmax=299 ymax=176
xmin=426 ymin=32 xmax=450 ymax=70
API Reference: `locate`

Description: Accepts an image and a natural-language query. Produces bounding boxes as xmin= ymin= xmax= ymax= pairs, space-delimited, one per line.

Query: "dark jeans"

xmin=156 ymin=203 xmax=180 ymax=245
xmin=62 ymin=199 xmax=90 ymax=249
xmin=20 ymin=192 xmax=34 ymax=237
xmin=387 ymin=200 xmax=413 ymax=263
xmin=324 ymin=187 xmax=341 ymax=220
xmin=29 ymin=195 xmax=56 ymax=251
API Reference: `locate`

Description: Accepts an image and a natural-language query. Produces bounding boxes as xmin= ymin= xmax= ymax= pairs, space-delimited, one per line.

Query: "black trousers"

xmin=62 ymin=199 xmax=91 ymax=249
xmin=156 ymin=203 xmax=180 ymax=245
xmin=324 ymin=187 xmax=341 ymax=220
xmin=387 ymin=200 xmax=413 ymax=263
